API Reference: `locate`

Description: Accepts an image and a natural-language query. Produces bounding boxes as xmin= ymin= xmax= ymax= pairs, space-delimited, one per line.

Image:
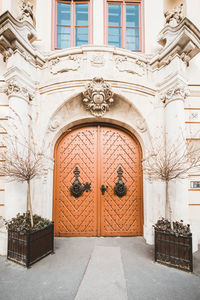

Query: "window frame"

xmin=53 ymin=0 xmax=93 ymax=49
xmin=105 ymin=0 xmax=144 ymax=52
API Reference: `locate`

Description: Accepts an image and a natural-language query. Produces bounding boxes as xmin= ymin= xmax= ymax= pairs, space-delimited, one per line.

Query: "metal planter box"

xmin=7 ymin=223 xmax=54 ymax=268
xmin=154 ymin=229 xmax=193 ymax=272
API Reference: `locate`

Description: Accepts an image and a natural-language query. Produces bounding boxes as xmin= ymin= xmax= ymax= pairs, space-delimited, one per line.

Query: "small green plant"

xmin=154 ymin=218 xmax=191 ymax=237
xmin=5 ymin=212 xmax=52 ymax=234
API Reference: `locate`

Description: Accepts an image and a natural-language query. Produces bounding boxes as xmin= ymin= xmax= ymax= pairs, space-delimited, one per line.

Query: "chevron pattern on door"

xmin=54 ymin=125 xmax=143 ymax=237
xmin=100 ymin=127 xmax=143 ymax=236
xmin=54 ymin=127 xmax=98 ymax=236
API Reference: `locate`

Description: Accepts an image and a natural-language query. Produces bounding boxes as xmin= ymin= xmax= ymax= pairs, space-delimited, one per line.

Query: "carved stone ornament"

xmin=135 ymin=118 xmax=147 ymax=133
xmin=5 ymin=81 xmax=33 ymax=101
xmin=50 ymin=55 xmax=81 ymax=74
xmin=115 ymin=56 xmax=145 ymax=76
xmin=161 ymin=85 xmax=190 ymax=105
xmin=82 ymin=77 xmax=114 ymax=117
xmin=18 ymin=0 xmax=34 ymax=23
xmin=90 ymin=54 xmax=105 ymax=67
xmin=164 ymin=3 xmax=183 ymax=27
xmin=49 ymin=118 xmax=60 ymax=131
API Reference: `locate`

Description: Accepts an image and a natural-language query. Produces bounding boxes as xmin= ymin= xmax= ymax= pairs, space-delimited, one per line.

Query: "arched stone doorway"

xmin=53 ymin=123 xmax=143 ymax=237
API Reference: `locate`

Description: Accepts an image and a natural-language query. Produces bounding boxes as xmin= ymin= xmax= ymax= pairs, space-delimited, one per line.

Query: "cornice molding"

xmin=151 ymin=17 xmax=200 ymax=69
xmin=0 ymin=11 xmax=45 ymax=66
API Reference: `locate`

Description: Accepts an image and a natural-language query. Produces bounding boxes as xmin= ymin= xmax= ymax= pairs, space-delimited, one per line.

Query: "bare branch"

xmin=143 ymin=137 xmax=200 ymax=182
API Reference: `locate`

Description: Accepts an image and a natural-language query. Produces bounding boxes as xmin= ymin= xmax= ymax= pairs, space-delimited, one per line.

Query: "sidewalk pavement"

xmin=0 ymin=237 xmax=200 ymax=300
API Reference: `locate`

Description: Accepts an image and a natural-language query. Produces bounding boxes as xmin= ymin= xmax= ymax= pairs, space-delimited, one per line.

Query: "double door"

xmin=54 ymin=125 xmax=143 ymax=236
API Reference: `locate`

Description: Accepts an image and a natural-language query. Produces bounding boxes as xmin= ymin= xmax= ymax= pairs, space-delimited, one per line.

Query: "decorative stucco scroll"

xmin=50 ymin=55 xmax=81 ymax=74
xmin=164 ymin=3 xmax=183 ymax=27
xmin=48 ymin=118 xmax=60 ymax=131
xmin=161 ymin=85 xmax=190 ymax=105
xmin=5 ymin=80 xmax=33 ymax=101
xmin=115 ymin=56 xmax=145 ymax=76
xmin=82 ymin=77 xmax=114 ymax=117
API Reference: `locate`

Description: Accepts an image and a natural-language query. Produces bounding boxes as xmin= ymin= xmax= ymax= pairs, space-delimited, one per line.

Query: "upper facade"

xmin=1 ymin=0 xmax=199 ymax=54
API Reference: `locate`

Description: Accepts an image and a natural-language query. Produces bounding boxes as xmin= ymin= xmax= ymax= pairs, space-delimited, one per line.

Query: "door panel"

xmin=54 ymin=127 xmax=98 ymax=236
xmin=54 ymin=124 xmax=143 ymax=237
xmin=100 ymin=127 xmax=142 ymax=236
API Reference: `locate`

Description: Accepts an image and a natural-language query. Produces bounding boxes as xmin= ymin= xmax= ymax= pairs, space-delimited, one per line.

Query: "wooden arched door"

xmin=53 ymin=124 xmax=143 ymax=237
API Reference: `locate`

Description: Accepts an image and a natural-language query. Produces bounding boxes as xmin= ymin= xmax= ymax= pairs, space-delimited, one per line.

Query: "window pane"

xmin=126 ymin=28 xmax=140 ymax=50
xmin=108 ymin=27 xmax=121 ymax=48
xmin=57 ymin=26 xmax=70 ymax=48
xmin=126 ymin=5 xmax=139 ymax=27
xmin=57 ymin=2 xmax=70 ymax=26
xmin=75 ymin=27 xmax=88 ymax=46
xmin=108 ymin=4 xmax=121 ymax=27
xmin=76 ymin=3 xmax=88 ymax=26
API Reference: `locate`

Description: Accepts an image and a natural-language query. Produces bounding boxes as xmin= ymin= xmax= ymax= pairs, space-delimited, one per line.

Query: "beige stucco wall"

xmin=0 ymin=0 xmax=200 ymax=254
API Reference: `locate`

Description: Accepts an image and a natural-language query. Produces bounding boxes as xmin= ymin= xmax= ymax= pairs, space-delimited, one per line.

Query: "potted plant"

xmin=6 ymin=213 xmax=54 ymax=268
xmin=143 ymin=137 xmax=200 ymax=271
xmin=154 ymin=218 xmax=192 ymax=272
xmin=1 ymin=109 xmax=54 ymax=267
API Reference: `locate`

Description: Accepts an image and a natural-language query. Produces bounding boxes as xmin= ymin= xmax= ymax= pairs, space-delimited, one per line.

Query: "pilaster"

xmin=4 ymin=79 xmax=33 ymax=221
xmin=161 ymin=83 xmax=189 ymax=224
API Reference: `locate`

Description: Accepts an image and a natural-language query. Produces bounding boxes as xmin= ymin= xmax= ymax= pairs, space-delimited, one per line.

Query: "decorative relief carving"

xmin=83 ymin=77 xmax=114 ymax=117
xmin=190 ymin=112 xmax=198 ymax=120
xmin=3 ymin=48 xmax=13 ymax=62
xmin=5 ymin=81 xmax=33 ymax=101
xmin=164 ymin=3 xmax=183 ymax=27
xmin=49 ymin=118 xmax=60 ymax=131
xmin=115 ymin=56 xmax=145 ymax=76
xmin=162 ymin=52 xmax=190 ymax=67
xmin=90 ymin=54 xmax=105 ymax=67
xmin=50 ymin=55 xmax=81 ymax=74
xmin=180 ymin=52 xmax=190 ymax=66
xmin=135 ymin=118 xmax=147 ymax=133
xmin=18 ymin=0 xmax=34 ymax=24
xmin=161 ymin=85 xmax=190 ymax=105
xmin=0 ymin=34 xmax=14 ymax=62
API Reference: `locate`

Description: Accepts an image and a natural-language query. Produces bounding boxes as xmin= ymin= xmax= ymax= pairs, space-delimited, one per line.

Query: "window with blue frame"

xmin=107 ymin=1 xmax=142 ymax=51
xmin=56 ymin=1 xmax=90 ymax=49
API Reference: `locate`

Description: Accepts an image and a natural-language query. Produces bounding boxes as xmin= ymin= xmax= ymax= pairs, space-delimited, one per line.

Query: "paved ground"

xmin=0 ymin=237 xmax=200 ymax=300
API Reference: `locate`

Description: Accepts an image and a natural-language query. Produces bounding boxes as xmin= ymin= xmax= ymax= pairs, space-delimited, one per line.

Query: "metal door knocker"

xmin=114 ymin=167 xmax=127 ymax=198
xmin=70 ymin=167 xmax=91 ymax=198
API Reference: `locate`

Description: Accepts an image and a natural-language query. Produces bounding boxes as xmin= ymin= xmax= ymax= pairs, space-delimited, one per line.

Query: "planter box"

xmin=154 ymin=229 xmax=193 ymax=272
xmin=7 ymin=223 xmax=54 ymax=267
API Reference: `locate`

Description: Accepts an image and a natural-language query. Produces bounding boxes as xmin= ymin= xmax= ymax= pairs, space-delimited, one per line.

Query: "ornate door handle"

xmin=114 ymin=167 xmax=127 ymax=198
xmin=70 ymin=167 xmax=91 ymax=198
xmin=100 ymin=184 xmax=108 ymax=195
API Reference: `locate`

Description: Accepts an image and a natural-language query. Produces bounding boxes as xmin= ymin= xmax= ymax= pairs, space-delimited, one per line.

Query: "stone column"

xmin=161 ymin=84 xmax=189 ymax=223
xmin=4 ymin=80 xmax=32 ymax=220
